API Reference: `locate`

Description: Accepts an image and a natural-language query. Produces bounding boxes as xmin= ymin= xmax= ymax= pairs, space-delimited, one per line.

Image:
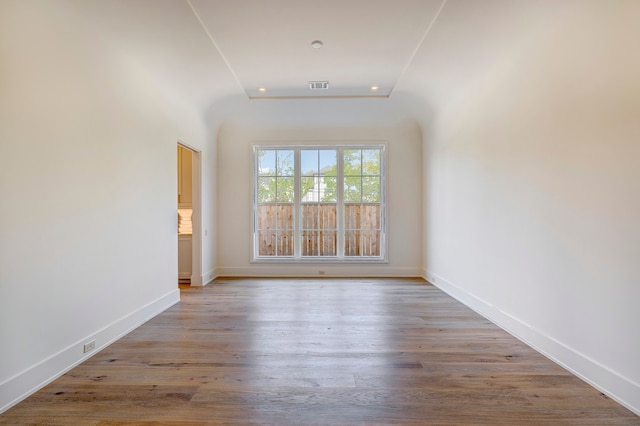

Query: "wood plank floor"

xmin=2 ymin=278 xmax=638 ymax=425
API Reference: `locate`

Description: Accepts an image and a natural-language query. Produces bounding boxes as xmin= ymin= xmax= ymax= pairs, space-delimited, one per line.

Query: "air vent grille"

xmin=309 ymin=81 xmax=329 ymax=90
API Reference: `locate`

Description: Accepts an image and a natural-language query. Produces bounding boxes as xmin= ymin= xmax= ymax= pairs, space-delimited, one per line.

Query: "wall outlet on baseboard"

xmin=83 ymin=340 xmax=96 ymax=353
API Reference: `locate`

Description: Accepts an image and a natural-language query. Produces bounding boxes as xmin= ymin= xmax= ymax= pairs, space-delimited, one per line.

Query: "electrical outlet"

xmin=83 ymin=340 xmax=96 ymax=353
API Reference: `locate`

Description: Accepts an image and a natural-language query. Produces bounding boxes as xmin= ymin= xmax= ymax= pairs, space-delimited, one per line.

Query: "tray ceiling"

xmin=189 ymin=0 xmax=445 ymax=99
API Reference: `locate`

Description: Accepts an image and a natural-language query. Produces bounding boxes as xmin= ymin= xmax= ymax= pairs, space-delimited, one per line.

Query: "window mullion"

xmin=315 ymin=155 xmax=321 ymax=256
xmin=380 ymin=145 xmax=386 ymax=259
xmin=360 ymin=152 xmax=364 ymax=256
xmin=253 ymin=147 xmax=258 ymax=259
xmin=294 ymin=149 xmax=301 ymax=258
xmin=337 ymin=147 xmax=344 ymax=259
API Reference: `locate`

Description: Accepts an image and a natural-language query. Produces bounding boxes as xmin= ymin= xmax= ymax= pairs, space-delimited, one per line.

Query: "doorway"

xmin=177 ymin=143 xmax=202 ymax=287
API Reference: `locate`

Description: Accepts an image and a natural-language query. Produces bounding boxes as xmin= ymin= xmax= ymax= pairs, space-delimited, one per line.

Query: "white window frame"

xmin=252 ymin=144 xmax=387 ymax=263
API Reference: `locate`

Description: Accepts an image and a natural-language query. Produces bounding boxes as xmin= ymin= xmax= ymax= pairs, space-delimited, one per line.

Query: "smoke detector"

xmin=309 ymin=81 xmax=329 ymax=90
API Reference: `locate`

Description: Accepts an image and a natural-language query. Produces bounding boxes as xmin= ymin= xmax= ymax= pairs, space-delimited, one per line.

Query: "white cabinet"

xmin=177 ymin=145 xmax=192 ymax=208
xmin=178 ymin=235 xmax=192 ymax=281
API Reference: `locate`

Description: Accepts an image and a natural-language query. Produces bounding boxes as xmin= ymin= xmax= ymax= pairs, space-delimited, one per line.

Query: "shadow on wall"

xmin=203 ymin=91 xmax=435 ymax=134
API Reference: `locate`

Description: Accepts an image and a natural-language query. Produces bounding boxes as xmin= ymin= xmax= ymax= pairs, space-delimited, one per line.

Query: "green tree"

xmin=257 ymin=150 xmax=295 ymax=202
xmin=257 ymin=148 xmax=381 ymax=204
xmin=323 ymin=149 xmax=380 ymax=203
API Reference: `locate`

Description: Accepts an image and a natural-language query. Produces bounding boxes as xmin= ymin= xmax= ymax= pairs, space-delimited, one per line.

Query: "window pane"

xmin=301 ymin=150 xmax=318 ymax=175
xmin=359 ymin=204 xmax=380 ymax=229
xmin=276 ymin=230 xmax=294 ymax=256
xmin=344 ymin=230 xmax=358 ymax=256
xmin=344 ymin=177 xmax=362 ymax=202
xmin=301 ymin=203 xmax=336 ymax=257
xmin=321 ymin=204 xmax=337 ymax=228
xmin=258 ymin=229 xmax=296 ymax=256
xmin=360 ymin=231 xmax=380 ymax=256
xmin=320 ymin=150 xmax=337 ymax=176
xmin=302 ymin=230 xmax=337 ymax=256
xmin=300 ymin=203 xmax=317 ymax=229
xmin=344 ymin=230 xmax=380 ymax=257
xmin=258 ymin=150 xmax=276 ymax=176
xmin=258 ymin=230 xmax=276 ymax=256
xmin=362 ymin=176 xmax=380 ymax=202
xmin=257 ymin=204 xmax=276 ymax=230
xmin=344 ymin=204 xmax=359 ymax=230
xmin=257 ymin=177 xmax=276 ymax=202
xmin=362 ymin=149 xmax=380 ymax=175
xmin=301 ymin=176 xmax=316 ymax=202
xmin=321 ymin=177 xmax=337 ymax=202
xmin=344 ymin=150 xmax=361 ymax=176
xmin=344 ymin=204 xmax=379 ymax=229
xmin=277 ymin=150 xmax=294 ymax=176
xmin=277 ymin=177 xmax=295 ymax=202
xmin=301 ymin=230 xmax=317 ymax=256
xmin=321 ymin=231 xmax=337 ymax=256
xmin=301 ymin=204 xmax=336 ymax=230
xmin=276 ymin=204 xmax=294 ymax=229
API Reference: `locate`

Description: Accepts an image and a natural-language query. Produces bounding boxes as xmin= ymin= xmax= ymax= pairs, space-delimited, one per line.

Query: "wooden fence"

xmin=344 ymin=204 xmax=380 ymax=257
xmin=257 ymin=203 xmax=380 ymax=256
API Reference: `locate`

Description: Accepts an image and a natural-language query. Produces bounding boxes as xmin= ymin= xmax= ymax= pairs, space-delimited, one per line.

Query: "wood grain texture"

xmin=2 ymin=278 xmax=638 ymax=425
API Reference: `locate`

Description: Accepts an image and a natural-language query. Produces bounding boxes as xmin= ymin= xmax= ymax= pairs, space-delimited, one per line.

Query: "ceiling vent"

xmin=309 ymin=81 xmax=329 ymax=90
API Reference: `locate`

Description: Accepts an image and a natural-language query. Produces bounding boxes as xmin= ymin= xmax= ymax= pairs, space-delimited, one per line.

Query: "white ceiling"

xmin=72 ymin=0 xmax=570 ymax=121
xmin=190 ymin=0 xmax=445 ymax=99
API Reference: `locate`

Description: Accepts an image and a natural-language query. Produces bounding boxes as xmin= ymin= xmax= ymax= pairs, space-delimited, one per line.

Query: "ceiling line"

xmin=186 ymin=0 xmax=247 ymax=97
xmin=389 ymin=0 xmax=449 ymax=97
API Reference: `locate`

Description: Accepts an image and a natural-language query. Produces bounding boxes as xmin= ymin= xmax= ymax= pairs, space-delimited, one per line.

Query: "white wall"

xmin=423 ymin=1 xmax=640 ymax=414
xmin=0 ymin=1 xmax=213 ymax=411
xmin=3 ymin=0 xmax=638 ymax=417
xmin=217 ymin=99 xmax=423 ymax=277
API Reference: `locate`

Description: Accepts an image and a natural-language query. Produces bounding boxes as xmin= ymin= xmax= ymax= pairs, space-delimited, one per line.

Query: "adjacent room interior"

xmin=1 ymin=0 xmax=638 ymax=421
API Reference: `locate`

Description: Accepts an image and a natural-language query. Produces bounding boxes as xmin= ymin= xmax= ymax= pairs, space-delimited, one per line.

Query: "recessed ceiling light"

xmin=311 ymin=40 xmax=323 ymax=49
xmin=258 ymin=87 xmax=267 ymax=92
xmin=370 ymin=86 xmax=380 ymax=92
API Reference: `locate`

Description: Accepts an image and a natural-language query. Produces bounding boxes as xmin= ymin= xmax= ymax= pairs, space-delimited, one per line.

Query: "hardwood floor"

xmin=2 ymin=278 xmax=638 ymax=425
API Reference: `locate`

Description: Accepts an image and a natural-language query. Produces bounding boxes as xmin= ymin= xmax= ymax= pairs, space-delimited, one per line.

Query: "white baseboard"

xmin=218 ymin=266 xmax=422 ymax=278
xmin=190 ymin=273 xmax=202 ymax=287
xmin=0 ymin=289 xmax=180 ymax=414
xmin=424 ymin=271 xmax=640 ymax=416
xmin=189 ymin=269 xmax=217 ymax=287
xmin=203 ymin=269 xmax=217 ymax=286
xmin=420 ymin=267 xmax=427 ymax=279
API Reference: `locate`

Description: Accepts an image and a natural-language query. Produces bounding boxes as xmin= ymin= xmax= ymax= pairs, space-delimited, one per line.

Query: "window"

xmin=254 ymin=145 xmax=385 ymax=261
